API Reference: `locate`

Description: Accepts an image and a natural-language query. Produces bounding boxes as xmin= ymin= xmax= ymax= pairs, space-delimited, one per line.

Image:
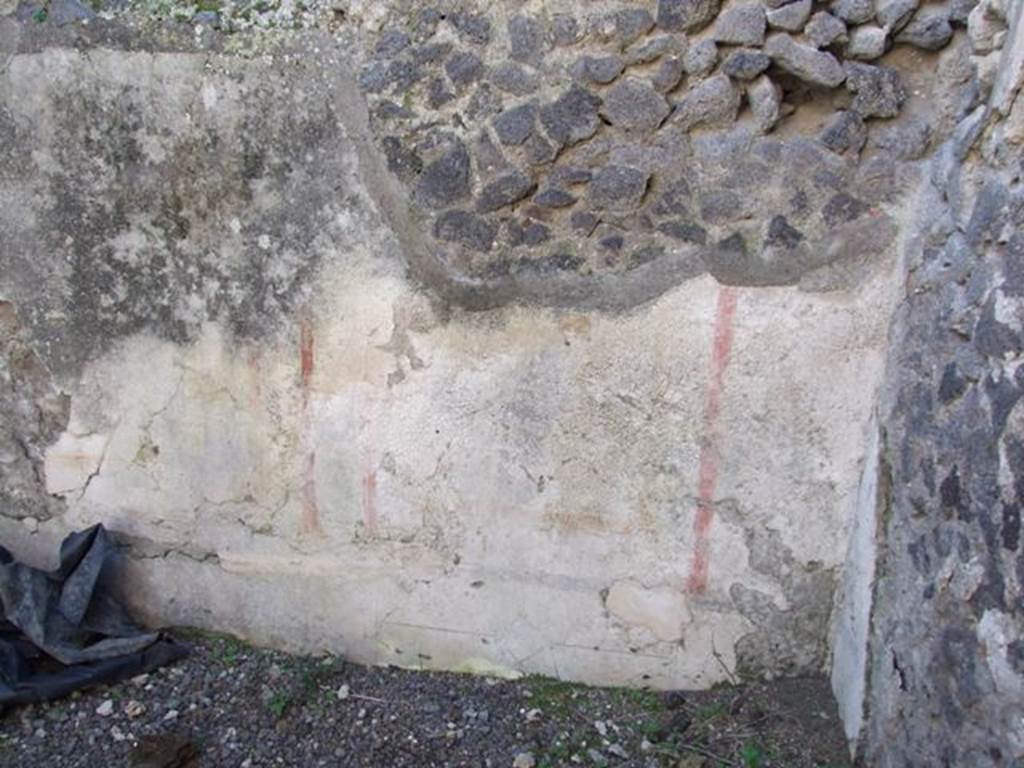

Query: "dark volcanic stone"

xmin=601 ymin=78 xmax=671 ymax=133
xmin=844 ymin=62 xmax=906 ymax=118
xmin=550 ymin=166 xmax=593 ymax=186
xmin=683 ymin=39 xmax=718 ymax=76
xmin=450 ymin=12 xmax=492 ymax=45
xmin=830 ymin=0 xmax=874 ymax=23
xmin=508 ymin=219 xmax=551 ymax=247
xmin=382 ymin=137 xmax=423 ymax=182
xmin=764 ymin=33 xmax=846 ymax=87
xmin=434 ymin=210 xmax=498 ymax=252
xmin=651 ymin=178 xmax=692 ymax=216
xmin=805 ymin=11 xmax=847 ymax=47
xmin=509 ymin=15 xmax=548 ymax=62
xmin=358 ymin=61 xmax=390 ymax=93
xmin=534 ymin=188 xmax=578 ymax=208
xmin=589 ymin=165 xmax=651 ymax=210
xmin=539 ymin=86 xmax=603 ymax=147
xmin=490 ymin=62 xmax=540 ymax=96
xmin=821 ymin=192 xmax=870 ymax=226
xmin=652 ymin=56 xmax=686 ymax=92
xmin=493 ymin=104 xmax=537 ymax=146
xmin=766 ymin=214 xmax=804 ymax=248
xmin=552 ymin=14 xmax=582 ymax=46
xmin=412 ymin=42 xmax=454 ymax=64
xmin=524 ymin=134 xmax=558 ymax=165
xmin=596 ymin=8 xmax=656 ymax=45
xmin=416 ymin=141 xmax=472 ymax=209
xmin=625 ymin=35 xmax=678 ymax=65
xmin=572 ymin=55 xmax=626 ymax=85
xmin=657 ymin=0 xmax=722 ymax=32
xmin=658 ymin=219 xmax=708 ymax=243
xmin=427 ymin=77 xmax=455 ymax=108
xmin=673 ymin=74 xmax=741 ymax=130
xmin=895 ymin=9 xmax=952 ymax=50
xmin=821 ymin=110 xmax=867 ymax=154
xmin=445 ymin=52 xmax=484 ymax=87
xmin=474 ymin=131 xmax=508 ymax=175
xmin=477 ymin=171 xmax=537 ymax=212
xmin=722 ymin=49 xmax=772 ymax=80
xmin=374 ymin=29 xmax=410 ymax=58
xmin=600 ymin=233 xmax=625 ymax=252
xmin=571 ymin=211 xmax=600 ymax=235
xmin=766 ymin=0 xmax=813 ymax=31
xmin=712 ymin=3 xmax=767 ymax=45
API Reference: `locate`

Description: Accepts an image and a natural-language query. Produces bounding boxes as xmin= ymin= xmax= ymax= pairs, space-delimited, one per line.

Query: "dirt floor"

xmin=0 ymin=630 xmax=853 ymax=768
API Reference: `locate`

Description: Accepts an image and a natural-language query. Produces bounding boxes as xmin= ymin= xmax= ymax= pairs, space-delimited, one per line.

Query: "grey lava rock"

xmin=509 ymin=15 xmax=548 ymax=62
xmin=550 ymin=166 xmax=593 ymax=186
xmin=572 ymin=55 xmax=626 ymax=85
xmin=748 ymin=75 xmax=783 ymax=132
xmin=534 ymin=188 xmax=578 ymax=208
xmin=820 ymin=110 xmax=867 ymax=154
xmin=427 ymin=77 xmax=455 ymax=108
xmin=847 ymin=26 xmax=889 ymax=60
xmin=722 ymin=49 xmax=772 ymax=80
xmin=601 ymin=78 xmax=672 ymax=133
xmin=712 ymin=3 xmax=767 ymax=45
xmin=571 ymin=211 xmax=600 ymax=235
xmin=595 ymin=8 xmax=656 ymax=46
xmin=507 ymin=219 xmax=551 ymax=247
xmin=477 ymin=171 xmax=537 ymax=212
xmin=450 ymin=12 xmax=492 ymax=46
xmin=445 ymin=51 xmax=484 ymax=87
xmin=844 ymin=62 xmax=907 ymax=118
xmin=475 ymin=132 xmax=509 ymax=176
xmin=416 ymin=141 xmax=472 ymax=209
xmin=374 ymin=29 xmax=410 ymax=59
xmin=490 ymin=62 xmax=540 ymax=96
xmin=589 ymin=165 xmax=651 ymax=210
xmin=540 ymin=85 xmax=603 ymax=147
xmin=875 ymin=0 xmax=920 ymax=32
xmin=552 ymin=14 xmax=582 ymax=46
xmin=412 ymin=42 xmax=453 ymax=65
xmin=766 ymin=0 xmax=812 ymax=32
xmin=625 ymin=35 xmax=679 ymax=65
xmin=658 ymin=220 xmax=708 ymax=243
xmin=434 ymin=210 xmax=498 ymax=252
xmin=652 ymin=56 xmax=686 ymax=92
xmin=805 ymin=11 xmax=848 ymax=47
xmin=896 ymin=9 xmax=953 ymax=50
xmin=683 ymin=39 xmax=719 ymax=76
xmin=764 ymin=33 xmax=846 ymax=87
xmin=830 ymin=0 xmax=874 ymax=24
xmin=657 ymin=0 xmax=722 ymax=32
xmin=673 ymin=74 xmax=742 ymax=130
xmin=493 ymin=104 xmax=537 ymax=146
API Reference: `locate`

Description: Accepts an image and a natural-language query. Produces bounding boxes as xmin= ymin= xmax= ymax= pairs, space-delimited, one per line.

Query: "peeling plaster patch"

xmin=730 ymin=524 xmax=837 ymax=679
xmin=44 ymin=431 xmax=113 ymax=496
xmin=605 ymin=580 xmax=692 ymax=643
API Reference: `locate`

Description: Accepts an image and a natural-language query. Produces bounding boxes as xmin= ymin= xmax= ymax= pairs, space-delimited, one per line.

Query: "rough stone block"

xmin=765 ymin=33 xmax=846 ymax=87
xmin=600 ymin=78 xmax=672 ymax=133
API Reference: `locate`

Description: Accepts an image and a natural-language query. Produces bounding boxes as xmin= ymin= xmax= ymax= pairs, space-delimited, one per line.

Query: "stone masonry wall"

xmin=346 ymin=0 xmax=966 ymax=310
xmin=855 ymin=0 xmax=1024 ymax=763
xmin=1 ymin=0 xmax=1019 ymax=755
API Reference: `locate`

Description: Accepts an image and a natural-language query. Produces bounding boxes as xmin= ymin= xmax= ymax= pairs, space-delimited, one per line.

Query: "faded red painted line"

xmin=299 ymin=313 xmax=322 ymax=536
xmin=686 ymin=285 xmax=739 ymax=594
xmin=362 ymin=468 xmax=378 ymax=535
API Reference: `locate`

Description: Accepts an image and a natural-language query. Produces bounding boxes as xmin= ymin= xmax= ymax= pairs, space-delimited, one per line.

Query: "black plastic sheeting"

xmin=0 ymin=524 xmax=187 ymax=706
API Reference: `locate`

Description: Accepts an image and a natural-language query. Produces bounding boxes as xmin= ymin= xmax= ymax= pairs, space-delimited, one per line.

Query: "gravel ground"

xmin=0 ymin=631 xmax=852 ymax=768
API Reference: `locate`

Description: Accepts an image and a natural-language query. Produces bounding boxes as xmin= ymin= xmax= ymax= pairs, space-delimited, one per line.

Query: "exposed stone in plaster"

xmin=345 ymin=0 xmax=961 ymax=310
